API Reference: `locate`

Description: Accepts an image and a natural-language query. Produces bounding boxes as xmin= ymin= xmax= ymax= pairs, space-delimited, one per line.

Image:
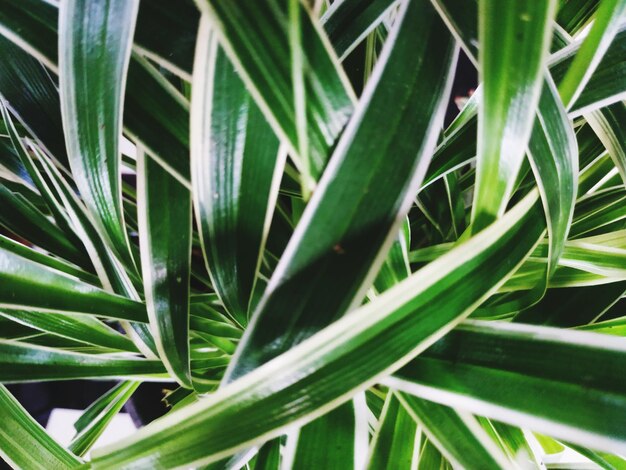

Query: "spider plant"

xmin=0 ymin=0 xmax=626 ymax=468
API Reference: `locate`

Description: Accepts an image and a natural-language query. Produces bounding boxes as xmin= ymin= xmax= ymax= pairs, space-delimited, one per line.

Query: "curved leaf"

xmin=59 ymin=0 xmax=139 ymax=267
xmin=226 ymin=0 xmax=458 ymax=381
xmin=191 ymin=22 xmax=283 ymax=325
xmin=194 ymin=0 xmax=355 ymax=179
xmin=90 ymin=190 xmax=544 ymax=469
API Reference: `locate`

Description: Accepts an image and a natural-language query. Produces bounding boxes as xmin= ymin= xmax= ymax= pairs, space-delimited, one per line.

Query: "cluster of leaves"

xmin=0 ymin=0 xmax=626 ymax=468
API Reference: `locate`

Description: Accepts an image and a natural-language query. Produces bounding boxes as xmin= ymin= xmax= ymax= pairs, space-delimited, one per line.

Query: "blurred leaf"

xmin=0 ymin=385 xmax=82 ymax=469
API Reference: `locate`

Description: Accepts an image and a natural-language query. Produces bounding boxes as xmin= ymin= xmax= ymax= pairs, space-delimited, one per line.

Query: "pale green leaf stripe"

xmin=191 ymin=21 xmax=283 ymax=325
xmin=225 ymin=0 xmax=458 ymax=381
xmin=397 ymin=393 xmax=511 ymax=469
xmin=59 ymin=0 xmax=138 ymax=267
xmin=194 ymin=0 xmax=355 ymax=179
xmin=472 ymin=0 xmax=556 ymax=231
xmin=0 ymin=385 xmax=82 ymax=470
xmin=558 ymin=0 xmax=626 ymax=109
xmin=90 ymin=191 xmax=544 ymax=468
xmin=137 ymin=146 xmax=192 ymax=388
xmin=69 ymin=381 xmax=139 ymax=456
xmin=366 ymin=394 xmax=419 ymax=469
xmin=0 ymin=340 xmax=165 ymax=382
xmin=388 ymin=320 xmax=626 ymax=454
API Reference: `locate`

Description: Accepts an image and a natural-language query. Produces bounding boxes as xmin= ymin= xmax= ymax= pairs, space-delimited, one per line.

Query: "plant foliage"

xmin=0 ymin=0 xmax=626 ymax=468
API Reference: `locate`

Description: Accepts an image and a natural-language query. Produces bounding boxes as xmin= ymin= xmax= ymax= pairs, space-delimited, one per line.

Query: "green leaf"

xmin=226 ymin=0 xmax=458 ymax=381
xmin=0 ymin=0 xmax=193 ymax=187
xmin=0 ymin=182 xmax=87 ymax=268
xmin=515 ymin=281 xmax=626 ymax=326
xmin=59 ymin=0 xmax=139 ymax=267
xmin=585 ymin=103 xmax=626 ymax=187
xmin=389 ymin=320 xmax=626 ymax=454
xmin=0 ymin=35 xmax=67 ymax=166
xmin=397 ymin=393 xmax=511 ymax=469
xmin=431 ymin=0 xmax=479 ymax=65
xmin=191 ymin=22 xmax=283 ymax=325
xmin=416 ymin=439 xmax=450 ymax=469
xmin=555 ymin=26 xmax=626 ymax=117
xmin=0 ymin=229 xmax=96 ymax=285
xmin=292 ymin=399 xmax=366 ymax=470
xmin=69 ymin=381 xmax=139 ymax=456
xmin=134 ymin=0 xmax=199 ymax=79
xmin=124 ymin=53 xmax=191 ymax=184
xmin=0 ymin=243 xmax=146 ymax=323
xmin=30 ymin=143 xmax=157 ymax=356
xmin=565 ymin=442 xmax=626 ymax=469
xmin=366 ymin=393 xmax=419 ymax=469
xmin=194 ymin=0 xmax=355 ymax=180
xmin=90 ymin=189 xmax=544 ymax=468
xmin=0 ymin=341 xmax=164 ymax=382
xmin=137 ymin=146 xmax=192 ymax=388
xmin=0 ymin=384 xmax=82 ymax=469
xmin=0 ymin=310 xmax=137 ymax=352
xmin=528 ymin=76 xmax=578 ymax=279
xmin=471 ymin=0 xmax=556 ymax=230
xmin=557 ymin=0 xmax=599 ymax=34
xmin=321 ymin=0 xmax=398 ymax=60
xmin=557 ymin=0 xmax=626 ymax=109
xmin=255 ymin=439 xmax=282 ymax=470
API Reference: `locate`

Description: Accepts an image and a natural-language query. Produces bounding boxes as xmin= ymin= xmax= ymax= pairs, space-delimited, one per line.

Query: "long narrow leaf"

xmin=0 ymin=341 xmax=164 ymax=382
xmin=59 ymin=0 xmax=139 ymax=266
xmin=226 ymin=0 xmax=458 ymax=381
xmin=388 ymin=320 xmax=626 ymax=454
xmin=91 ymin=190 xmax=544 ymax=468
xmin=0 ymin=385 xmax=81 ymax=469
xmin=194 ymin=0 xmax=355 ymax=179
xmin=471 ymin=0 xmax=556 ymax=230
xmin=137 ymin=146 xmax=192 ymax=387
xmin=191 ymin=22 xmax=283 ymax=325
